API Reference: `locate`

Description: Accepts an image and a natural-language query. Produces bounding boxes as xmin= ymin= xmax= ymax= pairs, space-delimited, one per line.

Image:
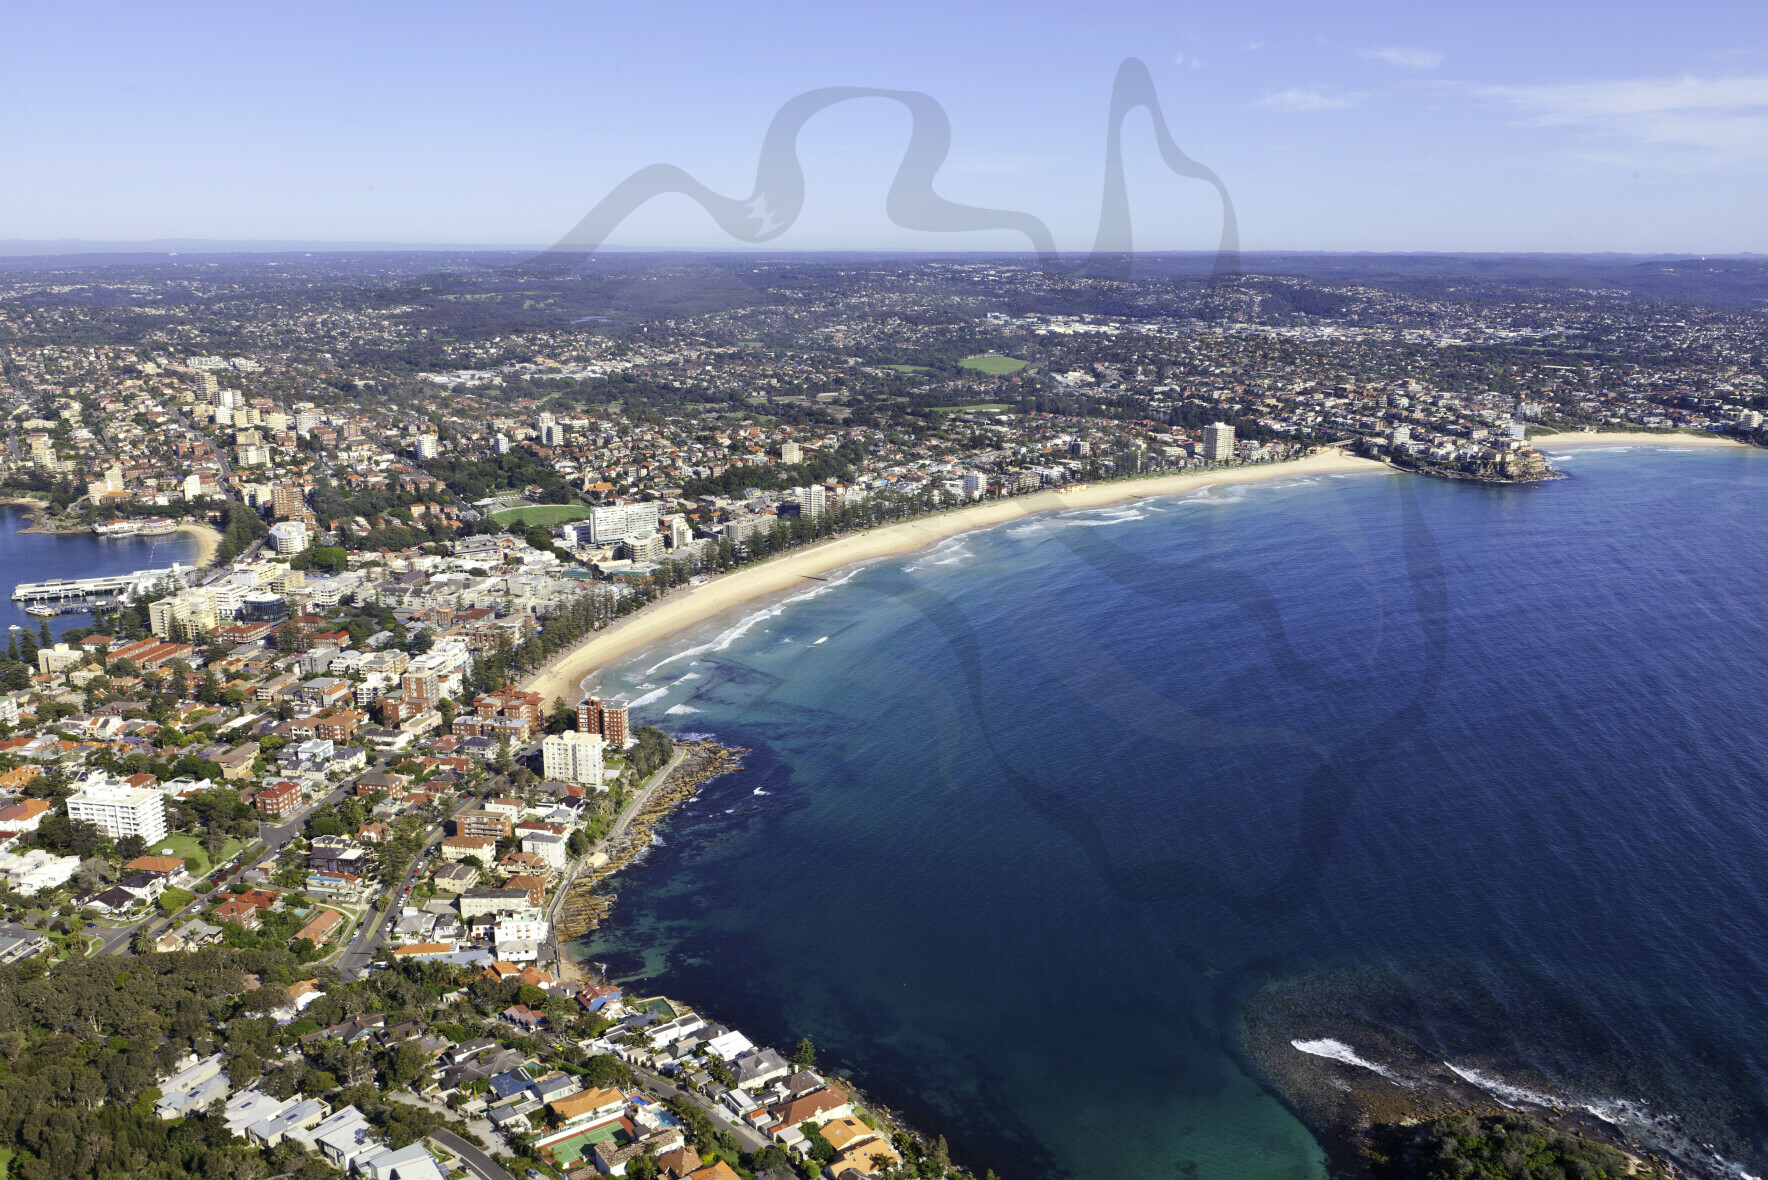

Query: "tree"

xmin=157 ymin=887 xmax=195 ymax=915
xmin=931 ymin=1134 xmax=951 ymax=1175
xmin=800 ymin=1122 xmax=836 ymax=1163
xmin=544 ymin=995 xmax=577 ymax=1029
xmin=792 ymin=1036 xmax=817 ymax=1071
xmin=493 ymin=737 xmax=514 ymax=775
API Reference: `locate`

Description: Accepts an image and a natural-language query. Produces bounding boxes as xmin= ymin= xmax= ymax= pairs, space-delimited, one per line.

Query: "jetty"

xmin=555 ymin=740 xmax=747 ymax=941
xmin=11 ymin=562 xmax=191 ymax=605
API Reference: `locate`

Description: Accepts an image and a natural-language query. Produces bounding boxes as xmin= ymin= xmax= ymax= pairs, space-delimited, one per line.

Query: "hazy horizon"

xmin=4 ymin=1 xmax=1766 ymax=256
xmin=0 ymin=240 xmax=1760 ymax=260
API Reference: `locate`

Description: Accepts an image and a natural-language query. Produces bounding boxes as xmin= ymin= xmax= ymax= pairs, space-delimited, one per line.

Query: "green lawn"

xmin=959 ymin=354 xmax=1027 ymax=375
xmin=155 ymin=833 xmax=245 ymax=877
xmin=931 ymin=403 xmax=1012 ymax=414
xmin=884 ymin=364 xmax=932 ymax=374
xmin=490 ymin=504 xmax=592 ymax=528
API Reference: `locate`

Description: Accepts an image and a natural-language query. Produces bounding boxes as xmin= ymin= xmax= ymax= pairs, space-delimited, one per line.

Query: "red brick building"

xmin=256 ymin=780 xmax=302 ymax=819
xmin=577 ymin=696 xmax=630 ymax=748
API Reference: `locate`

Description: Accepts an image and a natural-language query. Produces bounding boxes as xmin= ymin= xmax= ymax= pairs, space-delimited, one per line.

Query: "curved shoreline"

xmin=1530 ymin=430 xmax=1748 ymax=448
xmin=176 ymin=522 xmax=223 ymax=567
xmin=523 ymin=448 xmax=1390 ymax=703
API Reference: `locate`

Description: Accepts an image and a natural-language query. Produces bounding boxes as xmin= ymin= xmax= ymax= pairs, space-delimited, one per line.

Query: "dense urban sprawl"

xmin=0 ymin=251 xmax=1764 ymax=1180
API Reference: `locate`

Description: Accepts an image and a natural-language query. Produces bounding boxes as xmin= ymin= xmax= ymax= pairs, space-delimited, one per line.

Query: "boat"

xmin=137 ymin=518 xmax=178 ymax=536
xmin=25 ymin=605 xmax=59 ymax=617
xmin=91 ymin=520 xmax=141 ymax=537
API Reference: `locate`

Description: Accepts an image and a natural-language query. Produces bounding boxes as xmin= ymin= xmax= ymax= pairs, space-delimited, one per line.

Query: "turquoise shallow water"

xmin=577 ymin=446 xmax=1768 ymax=1180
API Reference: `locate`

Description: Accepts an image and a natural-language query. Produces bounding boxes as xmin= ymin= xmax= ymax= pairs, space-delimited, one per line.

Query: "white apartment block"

xmin=586 ymin=500 xmax=661 ymax=544
xmin=1203 ymin=421 xmax=1235 ymax=461
xmin=542 ymin=730 xmax=605 ymax=786
xmin=268 ymin=520 xmax=309 ymax=555
xmin=521 ymin=831 xmax=568 ymax=870
xmin=67 ymin=779 xmax=168 ymax=843
xmin=492 ymin=908 xmax=549 ymax=945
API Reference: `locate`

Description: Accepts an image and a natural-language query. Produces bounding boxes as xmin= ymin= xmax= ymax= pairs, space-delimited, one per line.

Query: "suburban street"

xmin=336 ymin=800 xmax=463 ymax=980
xmin=428 ymin=1129 xmax=515 ymax=1180
xmin=635 ymin=1066 xmax=769 ymax=1152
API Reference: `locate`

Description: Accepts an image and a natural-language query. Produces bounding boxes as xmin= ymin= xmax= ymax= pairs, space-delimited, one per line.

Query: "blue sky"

xmin=2 ymin=0 xmax=1763 ymax=253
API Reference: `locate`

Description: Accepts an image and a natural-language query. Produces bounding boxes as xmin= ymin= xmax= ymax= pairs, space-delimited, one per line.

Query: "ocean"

xmin=0 ymin=506 xmax=202 ymax=634
xmin=574 ymin=445 xmax=1768 ymax=1180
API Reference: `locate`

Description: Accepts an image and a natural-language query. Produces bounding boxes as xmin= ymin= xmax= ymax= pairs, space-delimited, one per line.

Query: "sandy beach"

xmin=1531 ymin=430 xmax=1748 ymax=448
xmin=523 ymin=448 xmax=1389 ymax=704
xmin=177 ymin=523 xmax=224 ymax=566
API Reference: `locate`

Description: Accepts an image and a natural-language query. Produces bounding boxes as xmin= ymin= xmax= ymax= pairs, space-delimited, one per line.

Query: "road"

xmin=635 ymin=1066 xmax=770 ymax=1152
xmin=538 ymin=745 xmax=690 ymax=965
xmin=165 ymin=405 xmax=237 ymax=489
xmin=87 ymin=919 xmax=138 ymax=956
xmin=429 ymin=1129 xmax=515 ymax=1180
xmin=336 ymin=796 xmax=470 ymax=980
xmin=257 ymin=784 xmax=346 ymax=850
xmin=102 ymin=783 xmax=351 ymax=956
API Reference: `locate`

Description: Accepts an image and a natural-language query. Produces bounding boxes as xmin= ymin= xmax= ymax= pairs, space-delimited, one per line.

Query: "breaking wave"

xmin=644 ymin=565 xmax=865 ymax=673
xmin=1290 ymin=1038 xmax=1402 ymax=1082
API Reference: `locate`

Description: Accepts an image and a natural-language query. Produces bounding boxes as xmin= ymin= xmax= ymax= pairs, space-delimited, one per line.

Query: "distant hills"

xmin=2 ymin=244 xmax=1764 ymax=306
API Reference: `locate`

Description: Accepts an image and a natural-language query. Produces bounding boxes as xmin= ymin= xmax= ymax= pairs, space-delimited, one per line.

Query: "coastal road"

xmin=428 ymin=1129 xmax=516 ymax=1180
xmin=539 ymin=745 xmax=690 ymax=965
xmin=604 ymin=746 xmax=689 ymax=849
xmin=635 ymin=1067 xmax=769 ymax=1152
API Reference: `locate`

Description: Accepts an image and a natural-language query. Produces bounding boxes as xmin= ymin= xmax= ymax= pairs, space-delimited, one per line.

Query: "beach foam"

xmin=522 ymin=448 xmax=1389 ymax=708
xmin=1291 ymin=1039 xmax=1402 ymax=1082
xmin=1444 ymin=1063 xmax=1561 ymax=1108
xmin=645 ymin=565 xmax=865 ymax=672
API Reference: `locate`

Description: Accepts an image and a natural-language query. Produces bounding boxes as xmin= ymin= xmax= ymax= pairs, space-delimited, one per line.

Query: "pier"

xmin=12 ymin=563 xmax=191 ymax=605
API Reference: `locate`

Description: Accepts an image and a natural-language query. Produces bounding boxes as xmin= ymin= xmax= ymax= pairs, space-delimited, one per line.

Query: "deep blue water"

xmin=576 ymin=446 xmax=1768 ymax=1180
xmin=0 ymin=505 xmax=200 ymax=635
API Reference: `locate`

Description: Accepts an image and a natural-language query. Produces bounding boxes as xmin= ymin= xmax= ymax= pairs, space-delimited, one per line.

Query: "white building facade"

xmin=66 ymin=779 xmax=169 ymax=843
xmin=541 ymin=730 xmax=605 ymax=786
